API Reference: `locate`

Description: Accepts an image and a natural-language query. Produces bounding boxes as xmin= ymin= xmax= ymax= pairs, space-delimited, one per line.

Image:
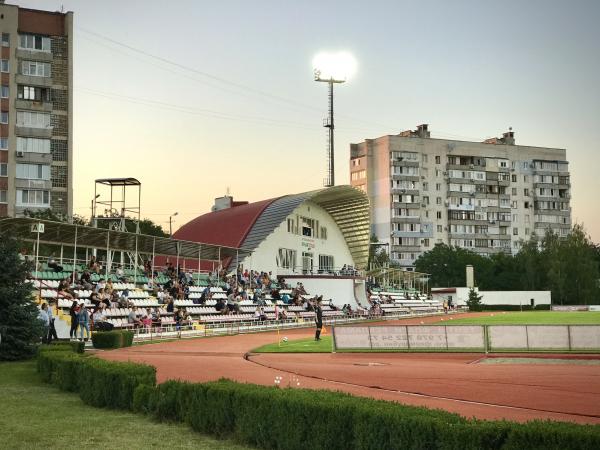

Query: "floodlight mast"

xmin=314 ymin=69 xmax=345 ymax=187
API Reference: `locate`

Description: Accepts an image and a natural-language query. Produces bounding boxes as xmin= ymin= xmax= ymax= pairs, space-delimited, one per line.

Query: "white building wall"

xmin=240 ymin=200 xmax=354 ymax=276
xmin=432 ymin=288 xmax=551 ymax=306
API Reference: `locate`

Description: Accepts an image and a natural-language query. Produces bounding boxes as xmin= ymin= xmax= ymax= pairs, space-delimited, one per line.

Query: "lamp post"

xmin=169 ymin=212 xmax=178 ymax=237
xmin=313 ymin=51 xmax=356 ymax=187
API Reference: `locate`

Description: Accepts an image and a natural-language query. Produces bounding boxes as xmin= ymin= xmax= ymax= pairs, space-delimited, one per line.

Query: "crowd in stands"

xmin=34 ymin=255 xmax=368 ymax=341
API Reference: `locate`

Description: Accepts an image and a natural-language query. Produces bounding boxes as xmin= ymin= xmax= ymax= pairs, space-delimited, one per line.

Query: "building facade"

xmin=0 ymin=3 xmax=73 ymax=218
xmin=173 ymin=186 xmax=370 ymax=276
xmin=350 ymin=125 xmax=571 ymax=268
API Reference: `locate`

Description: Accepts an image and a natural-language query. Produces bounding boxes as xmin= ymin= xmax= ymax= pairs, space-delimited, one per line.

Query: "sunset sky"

xmin=15 ymin=0 xmax=600 ymax=241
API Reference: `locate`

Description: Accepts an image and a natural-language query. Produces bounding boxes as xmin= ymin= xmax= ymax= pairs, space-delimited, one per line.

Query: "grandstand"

xmin=2 ymin=216 xmax=445 ymax=341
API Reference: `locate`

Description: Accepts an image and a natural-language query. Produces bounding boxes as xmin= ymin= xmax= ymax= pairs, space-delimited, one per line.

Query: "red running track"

xmin=100 ymin=313 xmax=600 ymax=424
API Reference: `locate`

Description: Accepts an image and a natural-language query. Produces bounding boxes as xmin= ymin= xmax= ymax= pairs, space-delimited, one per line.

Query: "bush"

xmin=37 ymin=352 xmax=600 ymax=449
xmin=91 ymin=330 xmax=134 ymax=349
xmin=37 ymin=350 xmax=155 ymax=410
xmin=38 ymin=340 xmax=85 ymax=354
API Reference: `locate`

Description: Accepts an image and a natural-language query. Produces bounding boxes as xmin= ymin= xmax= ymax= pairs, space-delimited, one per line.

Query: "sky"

xmin=13 ymin=0 xmax=600 ymax=241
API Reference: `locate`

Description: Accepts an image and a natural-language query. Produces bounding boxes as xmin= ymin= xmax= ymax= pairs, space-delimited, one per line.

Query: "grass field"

xmin=0 ymin=361 xmax=250 ymax=449
xmin=253 ymin=336 xmax=333 ymax=353
xmin=446 ymin=311 xmax=600 ymax=325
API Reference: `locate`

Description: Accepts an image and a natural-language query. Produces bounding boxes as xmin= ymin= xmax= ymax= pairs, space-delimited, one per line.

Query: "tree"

xmin=466 ymin=288 xmax=483 ymax=312
xmin=24 ymin=208 xmax=88 ymax=226
xmin=368 ymin=234 xmax=390 ymax=269
xmin=0 ymin=233 xmax=44 ymax=360
xmin=95 ymin=217 xmax=168 ymax=238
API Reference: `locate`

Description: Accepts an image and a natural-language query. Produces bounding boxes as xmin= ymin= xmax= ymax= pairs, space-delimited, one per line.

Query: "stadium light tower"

xmin=313 ymin=51 xmax=356 ymax=187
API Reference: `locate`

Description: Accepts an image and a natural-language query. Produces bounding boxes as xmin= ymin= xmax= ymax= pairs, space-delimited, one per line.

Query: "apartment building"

xmin=350 ymin=125 xmax=571 ymax=268
xmin=0 ymin=2 xmax=73 ymax=218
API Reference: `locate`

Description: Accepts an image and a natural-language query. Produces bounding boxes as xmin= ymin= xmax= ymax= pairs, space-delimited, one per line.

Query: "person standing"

xmin=69 ymin=300 xmax=79 ymax=340
xmin=38 ymin=303 xmax=50 ymax=344
xmin=47 ymin=301 xmax=58 ymax=344
xmin=78 ymin=303 xmax=90 ymax=342
xmin=314 ymin=296 xmax=323 ymax=341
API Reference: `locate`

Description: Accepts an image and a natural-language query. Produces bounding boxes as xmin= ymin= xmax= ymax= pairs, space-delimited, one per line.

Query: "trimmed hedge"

xmin=38 ymin=351 xmax=600 ymax=449
xmin=91 ymin=330 xmax=134 ymax=349
xmin=37 ymin=350 xmax=155 ymax=410
xmin=38 ymin=340 xmax=85 ymax=354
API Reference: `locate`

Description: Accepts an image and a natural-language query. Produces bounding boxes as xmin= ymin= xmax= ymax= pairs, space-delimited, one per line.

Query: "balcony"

xmin=448 ymin=204 xmax=475 ymax=211
xmin=392 ymin=229 xmax=433 ymax=238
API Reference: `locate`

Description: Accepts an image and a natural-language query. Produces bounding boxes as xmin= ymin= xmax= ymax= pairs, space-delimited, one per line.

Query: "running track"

xmin=100 ymin=313 xmax=600 ymax=424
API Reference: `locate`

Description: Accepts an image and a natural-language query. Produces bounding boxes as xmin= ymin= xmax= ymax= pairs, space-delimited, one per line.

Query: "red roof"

xmin=173 ymin=197 xmax=279 ymax=248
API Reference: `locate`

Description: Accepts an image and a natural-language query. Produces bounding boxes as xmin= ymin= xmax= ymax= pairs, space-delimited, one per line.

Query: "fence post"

xmin=484 ymin=325 xmax=489 ymax=354
xmin=367 ymin=325 xmax=373 ymax=349
xmin=405 ymin=326 xmax=411 ymax=351
xmin=444 ymin=325 xmax=449 ymax=350
xmin=567 ymin=325 xmax=572 ymax=351
xmin=331 ymin=326 xmax=337 ymax=353
xmin=525 ymin=325 xmax=530 ymax=351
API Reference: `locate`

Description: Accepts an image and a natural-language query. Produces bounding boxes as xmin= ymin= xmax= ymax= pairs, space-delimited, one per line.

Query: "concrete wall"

xmin=285 ymin=276 xmax=364 ymax=309
xmin=432 ymin=288 xmax=551 ymax=306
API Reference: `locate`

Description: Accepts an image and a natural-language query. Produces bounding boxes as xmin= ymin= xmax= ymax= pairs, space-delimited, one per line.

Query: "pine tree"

xmin=0 ymin=232 xmax=44 ymax=360
xmin=466 ymin=288 xmax=483 ymax=312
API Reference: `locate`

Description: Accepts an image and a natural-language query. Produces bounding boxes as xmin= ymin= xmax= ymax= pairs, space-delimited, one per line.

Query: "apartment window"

xmin=422 ymin=195 xmax=429 ymax=205
xmin=423 ymin=238 xmax=430 ymax=247
xmin=1 ymin=59 xmax=9 ymax=73
xmin=0 ymin=111 xmax=7 ymax=124
xmin=525 ymin=215 xmax=530 ymax=224
xmin=1 ymin=85 xmax=8 ymax=98
xmin=437 ymin=225 xmax=443 ymax=232
xmin=301 ymin=216 xmax=314 ymax=237
xmin=18 ymin=85 xmax=50 ymax=102
xmin=525 ymin=228 xmax=530 ymax=235
xmin=499 ymin=160 xmax=508 ymax=168
xmin=0 ymin=190 xmax=7 ymax=203
xmin=18 ymin=34 xmax=51 ymax=52
xmin=512 ymin=214 xmax=518 ymax=222
xmin=436 ymin=183 xmax=441 ymax=191
xmin=422 ymin=182 xmax=428 ymax=191
xmin=511 ymin=174 xmax=517 ymax=182
xmin=422 ymin=154 xmax=428 ymax=163
xmin=436 ymin=211 xmax=442 ymax=219
xmin=0 ymin=163 xmax=7 ymax=176
xmin=524 ymin=201 xmax=530 ymax=209
xmin=435 ymin=155 xmax=441 ymax=164
xmin=17 ymin=137 xmax=51 ymax=154
xmin=1 ymin=33 xmax=9 ymax=47
xmin=524 ymin=188 xmax=529 ymax=196
xmin=513 ymin=227 xmax=519 ymax=236
xmin=435 ymin=169 xmax=441 ymax=177
xmin=16 ymin=163 xmax=50 ymax=180
xmin=16 ymin=111 xmax=51 ymax=128
xmin=511 ymin=187 xmax=517 ymax=196
xmin=436 ymin=197 xmax=442 ymax=205
xmin=17 ymin=189 xmax=50 ymax=207
xmin=425 ymin=211 xmax=429 ymax=218
xmin=21 ymin=61 xmax=51 ymax=77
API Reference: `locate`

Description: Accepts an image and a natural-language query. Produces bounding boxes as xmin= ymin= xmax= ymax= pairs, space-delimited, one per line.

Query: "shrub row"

xmin=91 ymin=330 xmax=134 ymax=349
xmin=37 ymin=349 xmax=155 ymax=410
xmin=38 ymin=340 xmax=85 ymax=354
xmin=38 ymin=351 xmax=600 ymax=450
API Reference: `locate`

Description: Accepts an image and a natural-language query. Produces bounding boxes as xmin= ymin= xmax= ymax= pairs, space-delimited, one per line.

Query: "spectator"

xmin=78 ymin=303 xmax=90 ymax=341
xmin=89 ymin=255 xmax=100 ymax=274
xmin=46 ymin=301 xmax=58 ymax=344
xmin=69 ymin=300 xmax=79 ymax=340
xmin=47 ymin=256 xmax=63 ymax=273
xmin=151 ymin=308 xmax=162 ymax=330
xmin=38 ymin=303 xmax=50 ymax=344
xmin=80 ymin=270 xmax=93 ymax=290
xmin=174 ymin=308 xmax=183 ymax=337
xmin=57 ymin=277 xmax=74 ymax=300
xmin=116 ymin=265 xmax=125 ymax=281
xmin=166 ymin=297 xmax=174 ymax=313
xmin=93 ymin=305 xmax=113 ymax=331
xmin=128 ymin=306 xmax=142 ymax=328
xmin=215 ymin=297 xmax=226 ymax=314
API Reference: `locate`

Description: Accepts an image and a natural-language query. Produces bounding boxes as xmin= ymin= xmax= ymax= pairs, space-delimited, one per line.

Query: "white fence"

xmin=332 ymin=325 xmax=600 ymax=352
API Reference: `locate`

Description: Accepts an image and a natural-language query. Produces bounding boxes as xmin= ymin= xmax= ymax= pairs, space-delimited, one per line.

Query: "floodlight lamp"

xmin=312 ymin=51 xmax=356 ymax=83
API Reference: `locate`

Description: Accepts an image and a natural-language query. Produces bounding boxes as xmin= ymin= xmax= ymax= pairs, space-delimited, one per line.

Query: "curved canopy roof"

xmin=174 ymin=185 xmax=370 ymax=269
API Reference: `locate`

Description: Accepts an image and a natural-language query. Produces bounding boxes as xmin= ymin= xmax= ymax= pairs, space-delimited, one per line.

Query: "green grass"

xmin=0 ymin=361 xmax=251 ymax=449
xmin=252 ymin=336 xmax=333 ymax=353
xmin=446 ymin=311 xmax=600 ymax=325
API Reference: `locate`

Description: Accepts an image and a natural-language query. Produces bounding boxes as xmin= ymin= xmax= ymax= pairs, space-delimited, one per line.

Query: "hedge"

xmin=38 ymin=351 xmax=600 ymax=450
xmin=37 ymin=350 xmax=155 ymax=410
xmin=91 ymin=330 xmax=134 ymax=349
xmin=38 ymin=340 xmax=85 ymax=354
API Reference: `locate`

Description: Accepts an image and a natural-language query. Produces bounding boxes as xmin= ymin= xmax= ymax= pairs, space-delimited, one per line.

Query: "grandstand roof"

xmin=174 ymin=185 xmax=371 ymax=269
xmin=0 ymin=217 xmax=249 ymax=261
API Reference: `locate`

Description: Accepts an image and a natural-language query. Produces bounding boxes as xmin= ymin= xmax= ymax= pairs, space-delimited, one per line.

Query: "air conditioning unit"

xmin=16 ymin=151 xmax=24 ymax=157
xmin=442 ymin=171 xmax=448 ymax=176
xmin=421 ymin=176 xmax=425 ymax=179
xmin=420 ymin=204 xmax=427 ymax=208
xmin=510 ymin=168 xmax=515 ymax=172
xmin=469 ymin=164 xmax=474 ymax=169
xmin=444 ymin=200 xmax=449 ymax=206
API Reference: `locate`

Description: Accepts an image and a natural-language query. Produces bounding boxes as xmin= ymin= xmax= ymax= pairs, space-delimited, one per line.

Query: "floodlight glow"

xmin=313 ymin=51 xmax=357 ymax=82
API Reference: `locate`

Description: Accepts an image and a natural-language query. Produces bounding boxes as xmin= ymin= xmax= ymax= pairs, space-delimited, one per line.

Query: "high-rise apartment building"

xmin=0 ymin=2 xmax=73 ymax=218
xmin=350 ymin=125 xmax=571 ymax=268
